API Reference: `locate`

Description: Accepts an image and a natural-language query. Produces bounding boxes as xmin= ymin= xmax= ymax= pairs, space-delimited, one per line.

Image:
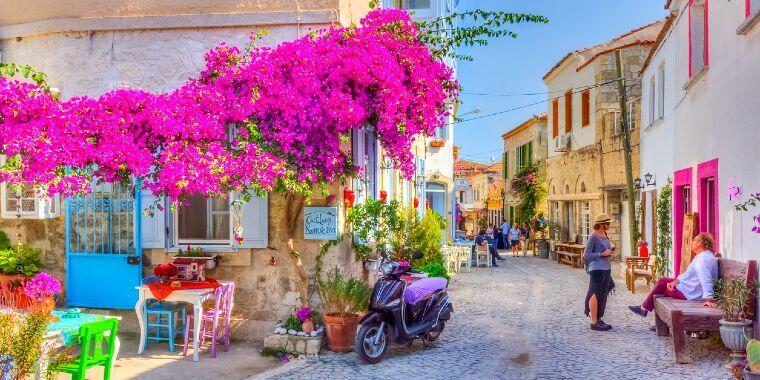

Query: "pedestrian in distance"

xmin=628 ymin=233 xmax=718 ymax=318
xmin=475 ymin=229 xmax=503 ymax=266
xmin=520 ymin=222 xmax=531 ymax=257
xmin=509 ymin=223 xmax=522 ymax=257
xmin=496 ymin=221 xmax=506 ymax=250
xmin=500 ymin=218 xmax=511 ymax=249
xmin=583 ymin=213 xmax=615 ymax=331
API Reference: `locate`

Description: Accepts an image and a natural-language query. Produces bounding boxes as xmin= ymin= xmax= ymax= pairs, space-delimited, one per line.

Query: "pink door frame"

xmin=697 ymin=158 xmax=719 ymax=253
xmin=673 ymin=167 xmax=693 ymax=277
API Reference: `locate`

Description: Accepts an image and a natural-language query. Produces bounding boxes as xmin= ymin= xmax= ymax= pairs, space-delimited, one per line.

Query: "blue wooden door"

xmin=65 ymin=183 xmax=142 ymax=309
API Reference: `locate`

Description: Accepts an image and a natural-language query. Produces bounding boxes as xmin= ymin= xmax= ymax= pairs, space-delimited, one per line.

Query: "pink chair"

xmin=183 ymin=283 xmax=235 ymax=359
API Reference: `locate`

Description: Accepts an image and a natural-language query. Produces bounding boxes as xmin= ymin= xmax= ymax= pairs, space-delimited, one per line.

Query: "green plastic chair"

xmin=60 ymin=318 xmax=119 ymax=380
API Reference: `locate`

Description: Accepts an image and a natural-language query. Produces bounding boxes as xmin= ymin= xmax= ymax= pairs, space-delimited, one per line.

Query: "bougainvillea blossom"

xmin=0 ymin=9 xmax=457 ymax=202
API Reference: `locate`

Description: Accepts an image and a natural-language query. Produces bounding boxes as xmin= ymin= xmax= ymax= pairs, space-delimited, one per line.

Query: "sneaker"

xmin=628 ymin=305 xmax=648 ymax=318
xmin=598 ymin=320 xmax=612 ymax=330
xmin=492 ymin=262 xmax=499 ymax=267
xmin=590 ymin=322 xmax=612 ymax=331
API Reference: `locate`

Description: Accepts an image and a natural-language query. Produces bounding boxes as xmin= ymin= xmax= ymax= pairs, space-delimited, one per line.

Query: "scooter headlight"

xmin=380 ymin=262 xmax=395 ymax=276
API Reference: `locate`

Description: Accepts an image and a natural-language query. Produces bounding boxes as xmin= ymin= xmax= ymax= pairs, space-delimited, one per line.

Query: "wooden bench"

xmin=556 ymin=251 xmax=582 ymax=268
xmin=653 ymin=258 xmax=757 ymax=363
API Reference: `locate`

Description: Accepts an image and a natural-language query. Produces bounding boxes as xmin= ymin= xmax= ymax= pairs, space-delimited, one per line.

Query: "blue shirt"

xmin=509 ymin=228 xmax=521 ymax=241
xmin=583 ymin=233 xmax=612 ymax=271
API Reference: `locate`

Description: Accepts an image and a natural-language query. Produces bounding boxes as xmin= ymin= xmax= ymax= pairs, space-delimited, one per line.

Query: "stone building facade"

xmin=501 ymin=113 xmax=549 ymax=223
xmin=0 ymin=0 xmax=378 ymax=341
xmin=543 ymin=21 xmax=663 ymax=255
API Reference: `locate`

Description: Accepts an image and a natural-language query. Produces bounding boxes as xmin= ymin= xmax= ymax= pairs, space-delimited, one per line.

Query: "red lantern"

xmin=425 ymin=199 xmax=430 ymax=209
xmin=343 ymin=188 xmax=355 ymax=208
xmin=413 ymin=198 xmax=420 ymax=209
xmin=379 ymin=190 xmax=388 ymax=202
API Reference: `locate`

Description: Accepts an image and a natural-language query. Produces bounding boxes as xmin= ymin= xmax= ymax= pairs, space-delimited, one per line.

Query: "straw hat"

xmin=593 ymin=213 xmax=612 ymax=224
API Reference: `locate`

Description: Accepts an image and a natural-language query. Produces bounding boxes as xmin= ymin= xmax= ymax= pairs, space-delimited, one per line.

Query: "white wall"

xmin=640 ymin=0 xmax=760 ymax=262
xmin=545 ymin=58 xmax=598 ymax=158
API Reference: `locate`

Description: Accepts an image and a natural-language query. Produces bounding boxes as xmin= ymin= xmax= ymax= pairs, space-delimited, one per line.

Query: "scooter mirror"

xmin=411 ymin=251 xmax=423 ymax=260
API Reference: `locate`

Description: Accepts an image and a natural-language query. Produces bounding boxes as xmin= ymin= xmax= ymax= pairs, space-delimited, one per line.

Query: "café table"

xmin=135 ymin=280 xmax=233 ymax=362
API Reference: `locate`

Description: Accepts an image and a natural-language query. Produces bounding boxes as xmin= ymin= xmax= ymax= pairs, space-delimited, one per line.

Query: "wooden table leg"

xmin=193 ymin=302 xmax=203 ymax=362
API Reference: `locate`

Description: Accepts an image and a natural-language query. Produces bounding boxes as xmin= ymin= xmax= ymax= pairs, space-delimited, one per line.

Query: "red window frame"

xmin=581 ymin=90 xmax=590 ymax=127
xmin=552 ymin=99 xmax=559 ymax=138
xmin=564 ymin=90 xmax=573 ymax=133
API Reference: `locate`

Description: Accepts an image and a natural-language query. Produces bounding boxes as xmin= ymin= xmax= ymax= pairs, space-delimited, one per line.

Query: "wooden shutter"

xmin=526 ymin=141 xmax=533 ymax=165
xmin=141 ymin=190 xmax=167 ymax=248
xmin=552 ymin=99 xmax=559 ymax=138
xmin=581 ymin=90 xmax=590 ymax=127
xmin=564 ymin=90 xmax=573 ymax=133
xmin=239 ymin=196 xmax=269 ymax=248
xmin=516 ymin=145 xmax=522 ymax=172
xmin=502 ymin=151 xmax=508 ymax=179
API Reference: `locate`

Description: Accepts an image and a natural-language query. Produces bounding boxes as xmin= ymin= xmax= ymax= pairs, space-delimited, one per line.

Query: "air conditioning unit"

xmin=554 ymin=135 xmax=570 ymax=152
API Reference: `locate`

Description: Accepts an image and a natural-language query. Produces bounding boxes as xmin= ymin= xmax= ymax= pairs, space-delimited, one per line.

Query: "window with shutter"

xmin=657 ymin=65 xmax=665 ymax=119
xmin=688 ymin=0 xmax=709 ymax=77
xmin=502 ymin=151 xmax=508 ymax=179
xmin=581 ymin=90 xmax=590 ymax=127
xmin=516 ymin=145 xmax=522 ymax=172
xmin=552 ymin=99 xmax=559 ymax=138
xmin=564 ymin=90 xmax=573 ymax=133
xmin=0 ymin=182 xmax=60 ymax=219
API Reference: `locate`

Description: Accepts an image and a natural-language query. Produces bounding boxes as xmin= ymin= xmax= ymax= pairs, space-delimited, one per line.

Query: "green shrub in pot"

xmin=0 ymin=246 xmax=41 ymax=277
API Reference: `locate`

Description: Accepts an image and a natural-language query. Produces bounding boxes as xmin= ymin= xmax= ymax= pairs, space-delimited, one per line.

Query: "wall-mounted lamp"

xmin=644 ymin=172 xmax=656 ymax=187
xmin=634 ymin=177 xmax=644 ymax=189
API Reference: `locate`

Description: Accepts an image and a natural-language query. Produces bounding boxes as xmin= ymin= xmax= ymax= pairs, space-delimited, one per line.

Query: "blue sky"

xmin=455 ymin=0 xmax=667 ymax=163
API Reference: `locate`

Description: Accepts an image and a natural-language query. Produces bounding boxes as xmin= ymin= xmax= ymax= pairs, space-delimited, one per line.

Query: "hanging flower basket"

xmin=430 ymin=139 xmax=446 ymax=148
xmin=379 ymin=190 xmax=388 ymax=202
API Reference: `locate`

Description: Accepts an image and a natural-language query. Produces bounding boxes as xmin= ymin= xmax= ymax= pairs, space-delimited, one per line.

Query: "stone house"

xmin=639 ymin=0 xmax=760 ymax=273
xmin=501 ymin=113 xmax=549 ymax=224
xmin=453 ymin=156 xmax=487 ymax=236
xmin=543 ymin=20 xmax=664 ymax=255
xmin=0 ymin=0 xmax=446 ymax=341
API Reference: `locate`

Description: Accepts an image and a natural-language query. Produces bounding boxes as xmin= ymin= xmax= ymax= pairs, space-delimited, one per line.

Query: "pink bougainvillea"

xmin=0 ymin=9 xmax=457 ymax=203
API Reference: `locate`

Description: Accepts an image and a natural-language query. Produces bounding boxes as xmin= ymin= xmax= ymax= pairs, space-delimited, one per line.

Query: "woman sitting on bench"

xmin=475 ymin=229 xmax=503 ymax=267
xmin=628 ymin=232 xmax=718 ymax=318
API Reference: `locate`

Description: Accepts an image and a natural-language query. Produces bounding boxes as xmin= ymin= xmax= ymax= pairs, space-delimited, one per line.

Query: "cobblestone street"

xmin=255 ymin=256 xmax=731 ymax=380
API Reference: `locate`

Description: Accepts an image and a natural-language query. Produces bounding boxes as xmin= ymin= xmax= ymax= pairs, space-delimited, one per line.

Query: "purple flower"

xmin=23 ymin=272 xmax=62 ymax=301
xmin=296 ymin=307 xmax=312 ymax=322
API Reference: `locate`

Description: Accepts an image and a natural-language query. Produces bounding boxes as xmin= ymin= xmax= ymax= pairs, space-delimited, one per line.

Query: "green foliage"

xmin=734 ymin=192 xmax=760 ymax=212
xmin=651 ymin=180 xmax=672 ymax=281
xmin=414 ymin=262 xmax=449 ymax=282
xmin=346 ymin=198 xmax=399 ymax=261
xmin=317 ymin=268 xmax=371 ymax=317
xmin=508 ymin=162 xmax=546 ymax=224
xmin=417 ymin=10 xmax=549 ymax=62
xmin=747 ymin=337 xmax=760 ymax=372
xmin=0 ymin=311 xmax=57 ymax=379
xmin=388 ymin=206 xmax=420 ymax=262
xmin=0 ymin=231 xmax=10 ymax=250
xmin=0 ymin=63 xmax=51 ymax=92
xmin=409 ymin=210 xmax=444 ymax=267
xmin=261 ymin=346 xmax=301 ymax=359
xmin=0 ymin=246 xmax=41 ymax=276
xmin=713 ymin=277 xmax=756 ymax=322
xmin=280 ymin=314 xmax=303 ymax=332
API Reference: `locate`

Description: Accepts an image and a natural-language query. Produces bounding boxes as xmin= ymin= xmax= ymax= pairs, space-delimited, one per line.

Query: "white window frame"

xmin=648 ymin=76 xmax=656 ymax=126
xmin=610 ymin=99 xmax=638 ymax=136
xmin=580 ymin=201 xmax=591 ymax=244
xmin=174 ymin=196 xmax=232 ymax=247
xmin=657 ymin=65 xmax=665 ymax=119
xmin=0 ymin=182 xmax=60 ymax=219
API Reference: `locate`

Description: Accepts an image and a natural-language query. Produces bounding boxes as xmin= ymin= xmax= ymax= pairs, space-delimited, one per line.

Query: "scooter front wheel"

xmin=355 ymin=322 xmax=389 ymax=364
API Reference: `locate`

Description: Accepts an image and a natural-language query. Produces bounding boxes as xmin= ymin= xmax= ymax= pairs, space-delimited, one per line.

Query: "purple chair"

xmin=183 ymin=283 xmax=235 ymax=359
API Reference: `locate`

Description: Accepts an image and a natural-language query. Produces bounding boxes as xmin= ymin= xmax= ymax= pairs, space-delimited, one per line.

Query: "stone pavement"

xmin=254 ymin=256 xmax=731 ymax=380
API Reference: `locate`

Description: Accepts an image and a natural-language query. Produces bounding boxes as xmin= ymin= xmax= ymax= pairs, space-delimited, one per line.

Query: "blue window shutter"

xmin=140 ymin=190 xmax=166 ymax=249
xmin=240 ymin=196 xmax=268 ymax=248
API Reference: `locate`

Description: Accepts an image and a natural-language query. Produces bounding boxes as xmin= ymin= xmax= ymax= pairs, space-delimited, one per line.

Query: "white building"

xmin=385 ymin=0 xmax=459 ymax=240
xmin=639 ymin=0 xmax=760 ymax=273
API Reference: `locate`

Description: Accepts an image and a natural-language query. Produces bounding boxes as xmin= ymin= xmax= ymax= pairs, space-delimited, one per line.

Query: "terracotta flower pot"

xmin=323 ymin=313 xmax=360 ymax=353
xmin=302 ymin=318 xmax=315 ymax=334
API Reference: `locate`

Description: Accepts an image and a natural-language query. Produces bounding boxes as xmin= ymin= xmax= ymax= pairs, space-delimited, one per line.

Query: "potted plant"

xmin=429 ymin=138 xmax=445 ymax=148
xmin=173 ymin=246 xmax=218 ymax=269
xmin=317 ymin=268 xmax=371 ymax=353
xmin=714 ymin=277 xmax=756 ymax=365
xmin=744 ymin=336 xmax=760 ymax=380
xmin=22 ymin=272 xmax=62 ymax=315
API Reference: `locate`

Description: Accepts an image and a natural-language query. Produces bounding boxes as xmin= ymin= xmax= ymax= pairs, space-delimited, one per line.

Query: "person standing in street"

xmin=500 ymin=219 xmax=511 ymax=249
xmin=521 ymin=222 xmax=531 ymax=257
xmin=583 ymin=213 xmax=615 ymax=331
xmin=509 ymin=223 xmax=522 ymax=257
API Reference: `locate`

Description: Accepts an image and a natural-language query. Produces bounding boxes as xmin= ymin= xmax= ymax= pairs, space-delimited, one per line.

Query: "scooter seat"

xmin=403 ymin=277 xmax=447 ymax=305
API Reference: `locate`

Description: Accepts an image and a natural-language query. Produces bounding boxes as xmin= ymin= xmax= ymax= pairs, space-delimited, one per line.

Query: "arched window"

xmin=580 ymin=182 xmax=587 ymax=193
xmin=565 ymin=184 xmax=570 ymax=194
xmin=426 ymin=182 xmax=446 ymax=192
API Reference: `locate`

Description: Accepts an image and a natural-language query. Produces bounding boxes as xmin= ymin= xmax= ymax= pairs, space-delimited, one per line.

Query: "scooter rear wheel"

xmin=355 ymin=322 xmax=389 ymax=364
xmin=425 ymin=321 xmax=445 ymax=342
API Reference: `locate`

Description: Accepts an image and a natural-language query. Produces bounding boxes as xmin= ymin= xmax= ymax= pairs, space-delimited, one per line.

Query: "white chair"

xmin=475 ymin=243 xmax=492 ymax=268
xmin=458 ymin=246 xmax=471 ymax=273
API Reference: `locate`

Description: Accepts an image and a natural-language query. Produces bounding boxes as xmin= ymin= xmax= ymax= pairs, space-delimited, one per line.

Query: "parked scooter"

xmin=355 ymin=251 xmax=453 ymax=364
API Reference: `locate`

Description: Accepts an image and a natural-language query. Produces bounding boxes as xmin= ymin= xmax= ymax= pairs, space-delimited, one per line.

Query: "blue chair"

xmin=142 ymin=276 xmax=186 ymax=352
